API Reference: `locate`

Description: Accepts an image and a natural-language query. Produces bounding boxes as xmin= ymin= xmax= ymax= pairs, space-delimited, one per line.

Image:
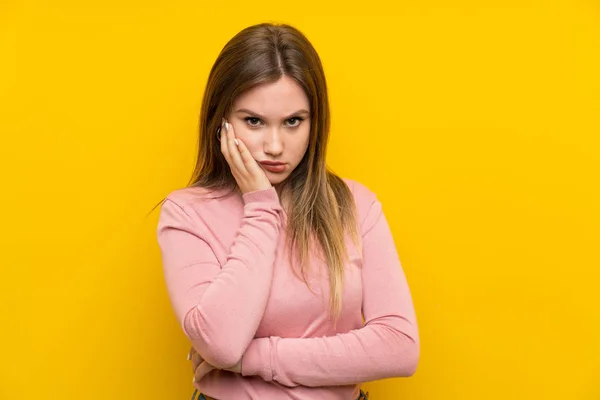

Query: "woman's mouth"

xmin=259 ymin=161 xmax=286 ymax=173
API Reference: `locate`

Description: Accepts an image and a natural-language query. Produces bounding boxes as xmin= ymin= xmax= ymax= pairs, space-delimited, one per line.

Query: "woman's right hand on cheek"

xmin=220 ymin=118 xmax=273 ymax=194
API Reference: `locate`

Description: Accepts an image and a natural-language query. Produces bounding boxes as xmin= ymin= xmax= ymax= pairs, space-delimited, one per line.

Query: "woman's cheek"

xmin=235 ymin=129 xmax=260 ymax=155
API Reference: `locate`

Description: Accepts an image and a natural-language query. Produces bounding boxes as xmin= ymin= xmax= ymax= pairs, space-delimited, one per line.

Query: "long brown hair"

xmin=160 ymin=23 xmax=361 ymax=319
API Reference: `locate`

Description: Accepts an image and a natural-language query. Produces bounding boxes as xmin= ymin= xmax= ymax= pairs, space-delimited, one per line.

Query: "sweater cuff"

xmin=241 ymin=337 xmax=273 ymax=381
xmin=241 ymin=186 xmax=279 ymax=205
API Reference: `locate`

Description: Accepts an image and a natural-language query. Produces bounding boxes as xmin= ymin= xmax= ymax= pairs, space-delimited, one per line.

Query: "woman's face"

xmin=227 ymin=75 xmax=311 ymax=187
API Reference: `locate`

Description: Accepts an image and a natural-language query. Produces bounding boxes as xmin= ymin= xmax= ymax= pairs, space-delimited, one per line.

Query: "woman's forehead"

xmin=233 ymin=76 xmax=309 ymax=115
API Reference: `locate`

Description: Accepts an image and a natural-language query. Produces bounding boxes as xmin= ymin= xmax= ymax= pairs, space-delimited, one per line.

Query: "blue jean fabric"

xmin=191 ymin=388 xmax=369 ymax=399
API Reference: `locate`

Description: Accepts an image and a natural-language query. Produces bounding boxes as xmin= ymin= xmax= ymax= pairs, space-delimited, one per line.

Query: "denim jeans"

xmin=191 ymin=388 xmax=370 ymax=399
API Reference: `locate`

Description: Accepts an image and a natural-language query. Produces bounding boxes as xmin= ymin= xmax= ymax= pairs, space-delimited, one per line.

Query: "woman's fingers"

xmin=218 ymin=117 xmax=272 ymax=194
xmin=220 ymin=119 xmax=231 ymax=165
xmin=236 ymin=137 xmax=252 ymax=167
xmin=193 ymin=361 xmax=216 ymax=383
xmin=235 ymin=137 xmax=261 ymax=174
xmin=220 ymin=118 xmax=247 ymax=179
xmin=190 ymin=349 xmax=204 ymax=374
xmin=224 ymin=119 xmax=248 ymax=175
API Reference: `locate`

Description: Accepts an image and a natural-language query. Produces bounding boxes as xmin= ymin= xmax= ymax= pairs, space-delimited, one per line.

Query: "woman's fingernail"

xmin=187 ymin=352 xmax=191 ymax=361
xmin=234 ymin=138 xmax=239 ymax=146
xmin=192 ymin=377 xmax=196 ymax=383
xmin=225 ymin=122 xmax=230 ymax=132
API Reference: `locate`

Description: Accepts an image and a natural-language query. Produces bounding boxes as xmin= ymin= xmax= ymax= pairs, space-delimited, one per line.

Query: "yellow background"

xmin=1 ymin=1 xmax=599 ymax=399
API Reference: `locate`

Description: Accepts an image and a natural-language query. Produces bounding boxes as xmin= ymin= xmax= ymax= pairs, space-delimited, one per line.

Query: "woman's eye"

xmin=245 ymin=117 xmax=262 ymax=126
xmin=286 ymin=117 xmax=303 ymax=127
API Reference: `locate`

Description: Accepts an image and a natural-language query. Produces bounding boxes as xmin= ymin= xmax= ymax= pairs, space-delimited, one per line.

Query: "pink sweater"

xmin=157 ymin=178 xmax=419 ymax=400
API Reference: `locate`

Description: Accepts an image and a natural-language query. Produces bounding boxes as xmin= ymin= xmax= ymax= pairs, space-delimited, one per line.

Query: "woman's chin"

xmin=267 ymin=174 xmax=289 ymax=186
xmin=268 ymin=178 xmax=284 ymax=186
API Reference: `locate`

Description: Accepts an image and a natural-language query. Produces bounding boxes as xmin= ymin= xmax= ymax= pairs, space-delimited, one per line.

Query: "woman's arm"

xmin=239 ymin=194 xmax=420 ymax=387
xmin=157 ymin=187 xmax=284 ymax=369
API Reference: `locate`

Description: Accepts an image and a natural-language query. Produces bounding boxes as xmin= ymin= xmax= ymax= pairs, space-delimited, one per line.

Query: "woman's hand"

xmin=189 ymin=346 xmax=242 ymax=383
xmin=219 ymin=118 xmax=272 ymax=194
xmin=189 ymin=346 xmax=215 ymax=382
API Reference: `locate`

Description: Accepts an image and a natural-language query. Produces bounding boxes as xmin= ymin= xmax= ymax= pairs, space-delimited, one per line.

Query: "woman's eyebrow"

xmin=235 ymin=108 xmax=310 ymax=119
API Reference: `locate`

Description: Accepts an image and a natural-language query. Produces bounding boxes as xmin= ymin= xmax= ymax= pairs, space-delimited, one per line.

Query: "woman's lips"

xmin=259 ymin=161 xmax=286 ymax=173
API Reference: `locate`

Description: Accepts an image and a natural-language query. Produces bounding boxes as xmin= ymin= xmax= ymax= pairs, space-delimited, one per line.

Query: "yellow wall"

xmin=1 ymin=1 xmax=599 ymax=399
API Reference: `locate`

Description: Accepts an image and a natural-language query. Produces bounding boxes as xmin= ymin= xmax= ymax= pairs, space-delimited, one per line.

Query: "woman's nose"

xmin=264 ymin=128 xmax=283 ymax=155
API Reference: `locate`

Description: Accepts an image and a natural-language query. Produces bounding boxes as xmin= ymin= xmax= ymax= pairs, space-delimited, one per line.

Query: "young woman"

xmin=157 ymin=23 xmax=420 ymax=400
